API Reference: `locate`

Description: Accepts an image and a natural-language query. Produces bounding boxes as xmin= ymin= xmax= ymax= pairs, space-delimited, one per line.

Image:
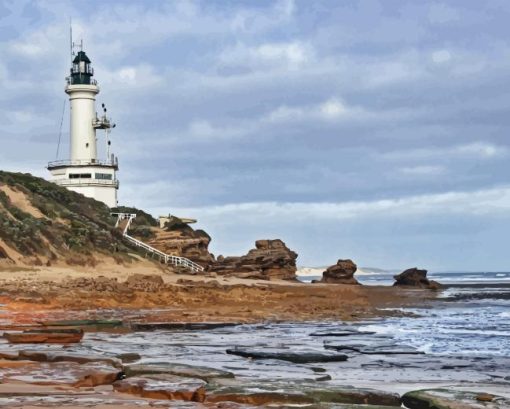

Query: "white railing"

xmin=54 ymin=179 xmax=119 ymax=188
xmin=112 ymin=213 xmax=204 ymax=273
xmin=48 ymin=159 xmax=118 ymax=169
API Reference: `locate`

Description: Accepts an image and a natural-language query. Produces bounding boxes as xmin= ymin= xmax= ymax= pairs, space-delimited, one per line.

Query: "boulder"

xmin=0 ymin=360 xmax=122 ymax=387
xmin=320 ymin=259 xmax=360 ymax=284
xmin=124 ymin=363 xmax=234 ymax=382
xmin=207 ymin=381 xmax=401 ymax=407
xmin=225 ymin=349 xmax=348 ymax=363
xmin=393 ymin=268 xmax=442 ymax=290
xmin=116 ymin=352 xmax=141 ymax=363
xmin=208 ymin=239 xmax=298 ymax=280
xmin=18 ymin=351 xmax=122 ymax=368
xmin=207 ymin=389 xmax=312 ymax=406
xmin=402 ymin=388 xmax=510 ymax=409
xmin=113 ymin=374 xmax=206 ymax=402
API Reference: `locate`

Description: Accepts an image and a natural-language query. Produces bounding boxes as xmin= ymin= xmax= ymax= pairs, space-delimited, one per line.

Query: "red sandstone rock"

xmin=18 ymin=351 xmax=122 ymax=368
xmin=73 ymin=366 xmax=123 ymax=387
xmin=319 ymin=259 xmax=360 ymax=285
xmin=124 ymin=274 xmax=164 ymax=292
xmin=113 ymin=374 xmax=206 ymax=402
xmin=1 ymin=361 xmax=121 ymax=387
xmin=393 ymin=268 xmax=442 ymax=290
xmin=208 ymin=239 xmax=298 ymax=280
xmin=144 ymin=220 xmax=215 ymax=268
xmin=4 ymin=329 xmax=84 ymax=344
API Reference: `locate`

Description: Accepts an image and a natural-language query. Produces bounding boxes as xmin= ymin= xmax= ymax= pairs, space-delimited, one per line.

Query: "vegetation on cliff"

xmin=0 ymin=171 xmax=130 ymax=263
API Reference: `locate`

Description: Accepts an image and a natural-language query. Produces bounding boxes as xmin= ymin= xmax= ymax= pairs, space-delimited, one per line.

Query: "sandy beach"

xmin=0 ymin=261 xmax=431 ymax=325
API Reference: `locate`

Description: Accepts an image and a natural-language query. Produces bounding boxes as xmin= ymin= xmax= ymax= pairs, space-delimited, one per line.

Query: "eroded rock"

xmin=116 ymin=352 xmax=141 ymax=363
xmin=402 ymin=388 xmax=510 ymax=409
xmin=319 ymin=259 xmax=360 ymax=285
xmin=124 ymin=363 xmax=234 ymax=382
xmin=325 ymin=343 xmax=423 ymax=355
xmin=393 ymin=268 xmax=442 ymax=290
xmin=207 ymin=381 xmax=401 ymax=407
xmin=130 ymin=322 xmax=239 ymax=331
xmin=4 ymin=329 xmax=84 ymax=344
xmin=144 ymin=218 xmax=215 ymax=268
xmin=0 ymin=360 xmax=122 ymax=387
xmin=18 ymin=351 xmax=122 ymax=368
xmin=113 ymin=374 xmax=206 ymax=402
xmin=225 ymin=349 xmax=348 ymax=363
xmin=208 ymin=239 xmax=298 ymax=280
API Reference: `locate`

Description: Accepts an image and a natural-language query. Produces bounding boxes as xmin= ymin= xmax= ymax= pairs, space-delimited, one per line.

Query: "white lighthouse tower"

xmin=48 ymin=48 xmax=119 ymax=208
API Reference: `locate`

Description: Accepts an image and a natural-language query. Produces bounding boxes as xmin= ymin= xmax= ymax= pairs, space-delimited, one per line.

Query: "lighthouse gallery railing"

xmin=47 ymin=159 xmax=118 ymax=169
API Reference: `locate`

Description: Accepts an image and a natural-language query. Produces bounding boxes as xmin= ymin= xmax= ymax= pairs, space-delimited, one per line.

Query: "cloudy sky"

xmin=1 ymin=0 xmax=509 ymax=271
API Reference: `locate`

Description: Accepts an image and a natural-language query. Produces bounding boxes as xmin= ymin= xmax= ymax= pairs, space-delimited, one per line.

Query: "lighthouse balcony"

xmin=53 ymin=178 xmax=119 ymax=189
xmin=47 ymin=159 xmax=118 ymax=170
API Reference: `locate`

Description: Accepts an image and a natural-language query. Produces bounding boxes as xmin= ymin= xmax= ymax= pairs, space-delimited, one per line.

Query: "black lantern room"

xmin=70 ymin=51 xmax=94 ymax=85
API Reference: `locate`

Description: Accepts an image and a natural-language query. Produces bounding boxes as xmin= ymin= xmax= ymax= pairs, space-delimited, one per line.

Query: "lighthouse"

xmin=48 ymin=48 xmax=119 ymax=208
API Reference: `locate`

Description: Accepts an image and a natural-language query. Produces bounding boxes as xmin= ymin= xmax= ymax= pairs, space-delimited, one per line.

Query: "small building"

xmin=159 ymin=215 xmax=197 ymax=229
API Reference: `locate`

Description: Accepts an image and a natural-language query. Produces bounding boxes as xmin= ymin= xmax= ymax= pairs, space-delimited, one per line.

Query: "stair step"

xmin=112 ymin=212 xmax=204 ymax=273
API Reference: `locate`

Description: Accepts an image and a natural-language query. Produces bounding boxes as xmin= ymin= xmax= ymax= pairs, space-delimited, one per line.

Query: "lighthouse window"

xmin=69 ymin=173 xmax=92 ymax=179
xmin=95 ymin=173 xmax=113 ymax=180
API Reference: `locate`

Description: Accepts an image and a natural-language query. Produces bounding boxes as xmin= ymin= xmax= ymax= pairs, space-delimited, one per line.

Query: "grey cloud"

xmin=1 ymin=0 xmax=509 ymax=270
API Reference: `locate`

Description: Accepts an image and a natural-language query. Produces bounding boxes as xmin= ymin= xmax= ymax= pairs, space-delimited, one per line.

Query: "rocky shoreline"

xmin=0 ymin=314 xmax=508 ymax=408
xmin=0 ymin=271 xmax=507 ymax=408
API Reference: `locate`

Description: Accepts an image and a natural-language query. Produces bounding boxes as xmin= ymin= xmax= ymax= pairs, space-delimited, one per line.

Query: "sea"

xmin=298 ymin=271 xmax=510 ymax=357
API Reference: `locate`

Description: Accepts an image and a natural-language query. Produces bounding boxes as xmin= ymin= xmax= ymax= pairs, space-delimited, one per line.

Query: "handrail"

xmin=54 ymin=179 xmax=119 ymax=187
xmin=48 ymin=159 xmax=118 ymax=168
xmin=112 ymin=213 xmax=204 ymax=273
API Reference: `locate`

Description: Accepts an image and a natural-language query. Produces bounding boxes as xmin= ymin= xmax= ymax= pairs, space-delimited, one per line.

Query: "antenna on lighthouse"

xmin=69 ymin=18 xmax=73 ymax=62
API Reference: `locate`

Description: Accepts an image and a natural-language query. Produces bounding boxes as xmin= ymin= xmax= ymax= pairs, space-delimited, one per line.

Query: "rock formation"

xmin=393 ymin=268 xmax=441 ymax=290
xmin=208 ymin=239 xmax=298 ymax=280
xmin=142 ymin=217 xmax=214 ymax=269
xmin=317 ymin=259 xmax=360 ymax=285
xmin=113 ymin=374 xmax=206 ymax=402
